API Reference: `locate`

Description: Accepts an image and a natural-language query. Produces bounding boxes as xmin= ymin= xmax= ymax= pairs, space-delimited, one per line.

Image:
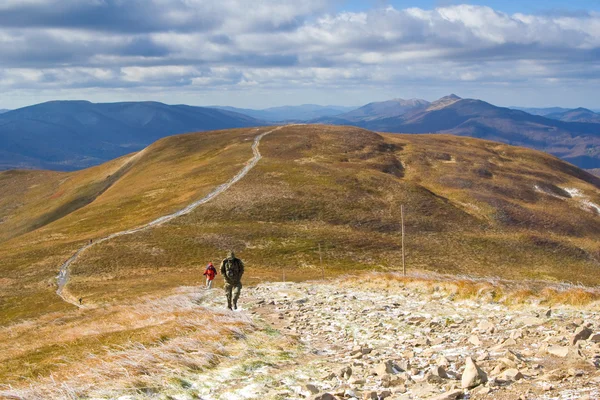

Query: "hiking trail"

xmin=56 ymin=126 xmax=284 ymax=306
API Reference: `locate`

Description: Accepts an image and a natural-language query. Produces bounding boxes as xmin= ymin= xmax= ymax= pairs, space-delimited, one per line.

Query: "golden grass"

xmin=0 ymin=287 xmax=255 ymax=397
xmin=342 ymin=271 xmax=600 ymax=307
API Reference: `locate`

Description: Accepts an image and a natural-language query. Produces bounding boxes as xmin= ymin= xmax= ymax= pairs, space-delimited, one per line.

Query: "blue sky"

xmin=0 ymin=0 xmax=599 ymax=109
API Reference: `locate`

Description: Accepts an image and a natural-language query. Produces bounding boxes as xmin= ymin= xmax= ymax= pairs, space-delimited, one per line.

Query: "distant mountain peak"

xmin=427 ymin=94 xmax=463 ymax=111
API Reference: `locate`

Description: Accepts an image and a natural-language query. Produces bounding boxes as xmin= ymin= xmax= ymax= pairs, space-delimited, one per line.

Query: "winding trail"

xmin=56 ymin=126 xmax=283 ymax=306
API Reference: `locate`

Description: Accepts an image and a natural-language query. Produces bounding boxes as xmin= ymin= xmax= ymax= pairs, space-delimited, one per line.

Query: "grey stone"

xmin=461 ymin=357 xmax=488 ymax=389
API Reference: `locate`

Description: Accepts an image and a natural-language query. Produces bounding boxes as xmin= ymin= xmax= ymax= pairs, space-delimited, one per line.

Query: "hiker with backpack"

xmin=220 ymin=250 xmax=244 ymax=310
xmin=203 ymin=262 xmax=217 ymax=289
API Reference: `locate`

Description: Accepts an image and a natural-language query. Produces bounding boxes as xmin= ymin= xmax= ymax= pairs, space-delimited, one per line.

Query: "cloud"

xmin=0 ymin=1 xmax=599 ymax=107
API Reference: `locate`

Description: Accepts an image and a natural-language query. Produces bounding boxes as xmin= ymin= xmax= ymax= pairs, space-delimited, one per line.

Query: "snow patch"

xmin=537 ymin=186 xmax=600 ymax=215
xmin=564 ymin=187 xmax=600 ymax=215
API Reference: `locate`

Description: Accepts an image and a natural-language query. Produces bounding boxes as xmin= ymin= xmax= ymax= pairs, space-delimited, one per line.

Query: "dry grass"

xmin=0 ymin=287 xmax=255 ymax=398
xmin=342 ymin=271 xmax=600 ymax=307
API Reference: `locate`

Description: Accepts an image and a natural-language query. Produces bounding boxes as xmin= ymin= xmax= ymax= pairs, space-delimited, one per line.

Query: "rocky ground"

xmin=188 ymin=278 xmax=600 ymax=400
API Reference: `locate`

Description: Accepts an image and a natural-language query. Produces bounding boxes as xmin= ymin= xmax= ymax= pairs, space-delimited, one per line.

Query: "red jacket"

xmin=203 ymin=264 xmax=217 ymax=280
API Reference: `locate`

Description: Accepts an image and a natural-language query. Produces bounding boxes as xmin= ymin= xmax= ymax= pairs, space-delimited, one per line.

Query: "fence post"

xmin=401 ymin=204 xmax=406 ymax=276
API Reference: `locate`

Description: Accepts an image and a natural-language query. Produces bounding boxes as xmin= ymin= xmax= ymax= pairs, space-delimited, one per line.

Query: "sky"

xmin=1 ymin=0 xmax=600 ymax=110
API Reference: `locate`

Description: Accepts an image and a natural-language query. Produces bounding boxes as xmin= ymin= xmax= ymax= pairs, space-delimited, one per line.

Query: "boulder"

xmin=468 ymin=335 xmax=482 ymax=346
xmin=313 ymin=394 xmax=335 ymax=400
xmin=547 ymin=346 xmax=569 ymax=358
xmin=572 ymin=326 xmax=593 ymax=345
xmin=430 ymin=365 xmax=449 ymax=379
xmin=499 ymin=368 xmax=524 ymax=381
xmin=461 ymin=357 xmax=488 ymax=389
xmin=373 ymin=360 xmax=395 ymax=376
xmin=305 ymin=384 xmax=320 ymax=395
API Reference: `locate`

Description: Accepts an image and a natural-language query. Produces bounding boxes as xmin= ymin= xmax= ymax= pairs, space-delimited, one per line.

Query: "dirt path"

xmin=56 ymin=126 xmax=284 ymax=306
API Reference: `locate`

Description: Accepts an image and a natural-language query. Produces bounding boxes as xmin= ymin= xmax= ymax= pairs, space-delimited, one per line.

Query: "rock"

xmin=305 ymin=384 xmax=320 ymax=395
xmin=381 ymin=374 xmax=406 ymax=388
xmin=380 ymin=390 xmax=392 ymax=399
xmin=322 ymin=372 xmax=337 ymax=380
xmin=348 ymin=376 xmax=366 ymax=385
xmin=500 ymin=368 xmax=524 ymax=381
xmin=469 ymin=335 xmax=482 ymax=346
xmin=476 ymin=352 xmax=489 ymax=362
xmin=461 ymin=357 xmax=488 ymax=389
xmin=362 ymin=391 xmax=378 ymax=400
xmin=589 ymin=333 xmax=600 ymax=343
xmin=313 ymin=394 xmax=335 ymax=400
xmin=567 ymin=368 xmax=584 ymax=377
xmin=397 ymin=359 xmax=411 ymax=371
xmin=478 ymin=320 xmax=495 ymax=333
xmin=572 ymin=326 xmax=593 ymax=345
xmin=547 ymin=346 xmax=569 ymax=358
xmin=373 ymin=360 xmax=395 ymax=376
xmin=472 ymin=386 xmax=492 ymax=396
xmin=437 ymin=356 xmax=450 ymax=367
xmin=430 ymin=389 xmax=463 ymax=400
xmin=339 ymin=366 xmax=353 ymax=380
xmin=430 ymin=365 xmax=449 ymax=379
xmin=541 ymin=369 xmax=566 ymax=382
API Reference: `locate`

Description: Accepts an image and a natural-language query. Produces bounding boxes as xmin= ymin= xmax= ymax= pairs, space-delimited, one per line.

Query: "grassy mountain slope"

xmin=0 ymin=101 xmax=262 ymax=171
xmin=2 ymin=125 xmax=600 ymax=328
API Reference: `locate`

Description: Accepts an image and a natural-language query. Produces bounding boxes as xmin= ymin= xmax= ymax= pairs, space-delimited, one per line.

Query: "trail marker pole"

xmin=319 ymin=243 xmax=324 ymax=280
xmin=401 ymin=204 xmax=406 ymax=276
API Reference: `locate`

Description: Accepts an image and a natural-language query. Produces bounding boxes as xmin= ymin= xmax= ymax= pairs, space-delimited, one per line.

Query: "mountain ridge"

xmin=314 ymin=95 xmax=600 ymax=169
xmin=0 ymin=100 xmax=264 ymax=171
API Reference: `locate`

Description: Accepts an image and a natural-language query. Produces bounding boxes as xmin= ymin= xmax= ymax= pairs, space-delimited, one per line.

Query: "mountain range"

xmin=0 ymin=101 xmax=261 ymax=171
xmin=1 ymin=96 xmax=600 ymax=171
xmin=314 ymin=95 xmax=600 ymax=169
xmin=211 ymin=104 xmax=355 ymax=121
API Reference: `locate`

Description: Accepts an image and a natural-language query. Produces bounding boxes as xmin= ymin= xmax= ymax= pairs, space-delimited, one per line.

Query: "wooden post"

xmin=319 ymin=243 xmax=324 ymax=280
xmin=401 ymin=204 xmax=406 ymax=276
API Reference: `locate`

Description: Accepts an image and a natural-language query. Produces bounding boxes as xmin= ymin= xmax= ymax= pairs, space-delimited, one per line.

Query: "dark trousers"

xmin=224 ymin=282 xmax=242 ymax=309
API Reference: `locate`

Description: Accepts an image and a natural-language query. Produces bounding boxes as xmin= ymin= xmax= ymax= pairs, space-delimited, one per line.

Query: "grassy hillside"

xmin=2 ymin=125 xmax=600 ymax=322
xmin=1 ymin=124 xmax=600 ymax=387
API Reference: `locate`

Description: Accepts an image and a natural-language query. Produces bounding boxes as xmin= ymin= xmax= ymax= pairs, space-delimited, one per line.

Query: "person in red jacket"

xmin=203 ymin=262 xmax=217 ymax=289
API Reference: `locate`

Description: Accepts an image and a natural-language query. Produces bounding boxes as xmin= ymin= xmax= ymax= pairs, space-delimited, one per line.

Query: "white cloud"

xmin=0 ymin=2 xmax=598 ymax=107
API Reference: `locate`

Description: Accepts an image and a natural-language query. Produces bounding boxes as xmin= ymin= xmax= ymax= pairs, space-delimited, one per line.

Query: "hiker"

xmin=78 ymin=297 xmax=83 ymax=305
xmin=203 ymin=262 xmax=217 ymax=289
xmin=220 ymin=250 xmax=244 ymax=310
